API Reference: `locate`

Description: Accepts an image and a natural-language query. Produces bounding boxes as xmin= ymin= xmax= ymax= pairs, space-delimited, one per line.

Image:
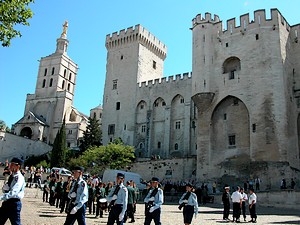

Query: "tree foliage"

xmin=50 ymin=119 xmax=67 ymax=168
xmin=67 ymin=140 xmax=135 ymax=175
xmin=0 ymin=0 xmax=34 ymax=47
xmin=0 ymin=120 xmax=6 ymax=131
xmin=80 ymin=115 xmax=102 ymax=152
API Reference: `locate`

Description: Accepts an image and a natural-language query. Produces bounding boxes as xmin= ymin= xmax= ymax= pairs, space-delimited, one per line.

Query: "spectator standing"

xmin=222 ymin=186 xmax=230 ymax=222
xmin=248 ymin=188 xmax=257 ymax=223
xmin=231 ymin=186 xmax=243 ymax=223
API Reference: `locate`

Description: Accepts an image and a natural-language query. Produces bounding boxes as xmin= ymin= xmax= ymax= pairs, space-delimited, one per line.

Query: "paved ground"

xmin=1 ymin=187 xmax=298 ymax=225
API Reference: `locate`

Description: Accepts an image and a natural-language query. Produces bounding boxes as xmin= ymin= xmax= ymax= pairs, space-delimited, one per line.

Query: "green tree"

xmin=67 ymin=142 xmax=135 ymax=175
xmin=80 ymin=115 xmax=102 ymax=152
xmin=0 ymin=0 xmax=34 ymax=47
xmin=50 ymin=119 xmax=67 ymax=167
xmin=0 ymin=120 xmax=6 ymax=131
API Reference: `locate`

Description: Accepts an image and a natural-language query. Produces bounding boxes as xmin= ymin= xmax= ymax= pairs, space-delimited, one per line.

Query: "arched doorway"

xmin=20 ymin=127 xmax=33 ymax=139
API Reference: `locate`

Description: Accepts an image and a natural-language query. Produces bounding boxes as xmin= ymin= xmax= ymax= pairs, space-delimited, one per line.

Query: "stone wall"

xmin=0 ymin=132 xmax=52 ymax=163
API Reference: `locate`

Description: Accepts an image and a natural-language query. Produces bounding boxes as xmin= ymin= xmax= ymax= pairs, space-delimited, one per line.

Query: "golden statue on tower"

xmin=61 ymin=20 xmax=68 ymax=38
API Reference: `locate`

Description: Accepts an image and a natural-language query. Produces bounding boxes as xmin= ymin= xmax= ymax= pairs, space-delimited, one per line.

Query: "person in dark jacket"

xmin=222 ymin=186 xmax=230 ymax=222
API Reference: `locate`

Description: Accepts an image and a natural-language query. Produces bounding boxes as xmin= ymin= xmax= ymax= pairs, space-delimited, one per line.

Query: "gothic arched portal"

xmin=210 ymin=96 xmax=250 ymax=175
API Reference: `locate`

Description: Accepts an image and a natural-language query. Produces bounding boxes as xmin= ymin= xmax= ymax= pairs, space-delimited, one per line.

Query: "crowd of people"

xmin=0 ymin=159 xmax=298 ymax=225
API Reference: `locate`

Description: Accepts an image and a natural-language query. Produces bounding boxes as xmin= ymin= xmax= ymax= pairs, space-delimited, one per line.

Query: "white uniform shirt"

xmin=231 ymin=191 xmax=243 ymax=203
xmin=241 ymin=192 xmax=248 ymax=202
xmin=0 ymin=171 xmax=25 ymax=201
xmin=248 ymin=193 xmax=257 ymax=204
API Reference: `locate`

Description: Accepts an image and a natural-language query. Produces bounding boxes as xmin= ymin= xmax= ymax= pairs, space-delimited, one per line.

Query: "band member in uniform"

xmin=64 ymin=166 xmax=88 ymax=225
xmin=144 ymin=177 xmax=164 ymax=225
xmin=178 ymin=183 xmax=198 ymax=225
xmin=240 ymin=188 xmax=248 ymax=221
xmin=106 ymin=172 xmax=128 ymax=225
xmin=248 ymin=188 xmax=257 ymax=223
xmin=0 ymin=157 xmax=25 ymax=225
xmin=222 ymin=186 xmax=230 ymax=222
xmin=231 ymin=186 xmax=243 ymax=223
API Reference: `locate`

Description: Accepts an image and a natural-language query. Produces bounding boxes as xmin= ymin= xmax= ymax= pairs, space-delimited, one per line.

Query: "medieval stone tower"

xmin=13 ymin=22 xmax=87 ymax=149
xmin=102 ymin=25 xmax=167 ymax=146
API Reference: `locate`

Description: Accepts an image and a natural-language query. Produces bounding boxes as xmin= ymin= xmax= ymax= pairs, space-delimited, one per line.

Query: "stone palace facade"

xmin=102 ymin=9 xmax=300 ymax=185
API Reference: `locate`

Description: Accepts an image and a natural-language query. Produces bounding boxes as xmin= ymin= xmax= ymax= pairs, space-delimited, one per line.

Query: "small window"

xmin=226 ymin=43 xmax=229 ymax=47
xmin=67 ymin=142 xmax=71 ymax=147
xmin=153 ymin=60 xmax=156 ymax=69
xmin=100 ymin=113 xmax=102 ymax=118
xmin=140 ymin=104 xmax=144 ymax=110
xmin=49 ymin=78 xmax=53 ymax=87
xmin=64 ymin=69 xmax=66 ymax=77
xmin=44 ymin=68 xmax=47 ymax=76
xmin=141 ymin=125 xmax=146 ymax=133
xmin=175 ymin=121 xmax=181 ymax=129
xmin=113 ymin=80 xmax=118 ymax=90
xmin=108 ymin=124 xmax=115 ymax=135
xmin=124 ymin=124 xmax=126 ymax=130
xmin=228 ymin=135 xmax=236 ymax=146
xmin=62 ymin=80 xmax=65 ymax=89
xmin=116 ymin=102 xmax=120 ymax=110
xmin=180 ymin=98 xmax=184 ymax=103
xmin=121 ymin=55 xmax=123 ymax=60
xmin=69 ymin=73 xmax=72 ymax=80
xmin=42 ymin=79 xmax=46 ymax=88
xmin=67 ymin=83 xmax=71 ymax=91
xmin=68 ymin=130 xmax=72 ymax=134
xmin=252 ymin=124 xmax=256 ymax=133
xmin=157 ymin=142 xmax=161 ymax=149
xmin=233 ymin=99 xmax=239 ymax=105
xmin=224 ymin=113 xmax=227 ymax=120
xmin=93 ymin=112 xmax=96 ymax=118
xmin=52 ymin=67 xmax=55 ymax=75
xmin=175 ymin=143 xmax=178 ymax=150
xmin=162 ymin=101 xmax=166 ymax=106
xmin=154 ymin=102 xmax=159 ymax=107
xmin=229 ymin=70 xmax=235 ymax=80
xmin=256 ymin=34 xmax=259 ymax=40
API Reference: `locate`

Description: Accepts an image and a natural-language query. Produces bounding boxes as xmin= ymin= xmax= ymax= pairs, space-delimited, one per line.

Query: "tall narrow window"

xmin=64 ymin=69 xmax=66 ymax=77
xmin=180 ymin=98 xmax=184 ymax=103
xmin=252 ymin=124 xmax=256 ymax=133
xmin=67 ymin=83 xmax=71 ymax=91
xmin=175 ymin=143 xmax=178 ymax=150
xmin=157 ymin=142 xmax=161 ymax=149
xmin=175 ymin=121 xmax=181 ymax=129
xmin=124 ymin=124 xmax=126 ymax=130
xmin=52 ymin=67 xmax=55 ymax=75
xmin=62 ymin=80 xmax=65 ymax=89
xmin=256 ymin=34 xmax=259 ymax=40
xmin=224 ymin=113 xmax=227 ymax=120
xmin=228 ymin=135 xmax=236 ymax=146
xmin=69 ymin=73 xmax=72 ymax=80
xmin=44 ymin=68 xmax=47 ymax=76
xmin=141 ymin=125 xmax=146 ymax=133
xmin=229 ymin=70 xmax=235 ymax=80
xmin=153 ymin=60 xmax=156 ymax=69
xmin=116 ymin=102 xmax=120 ymax=110
xmin=108 ymin=124 xmax=115 ymax=135
xmin=42 ymin=79 xmax=46 ymax=88
xmin=49 ymin=78 xmax=53 ymax=87
xmin=113 ymin=80 xmax=118 ymax=90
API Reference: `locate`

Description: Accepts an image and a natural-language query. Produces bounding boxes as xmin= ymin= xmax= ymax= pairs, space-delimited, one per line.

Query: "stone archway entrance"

xmin=20 ymin=127 xmax=33 ymax=139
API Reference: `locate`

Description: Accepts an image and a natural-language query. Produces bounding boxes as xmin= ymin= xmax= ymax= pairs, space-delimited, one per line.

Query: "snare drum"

xmin=99 ymin=198 xmax=107 ymax=210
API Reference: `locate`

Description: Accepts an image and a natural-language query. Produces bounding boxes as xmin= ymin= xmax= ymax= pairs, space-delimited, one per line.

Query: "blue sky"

xmin=1 ymin=0 xmax=300 ymax=128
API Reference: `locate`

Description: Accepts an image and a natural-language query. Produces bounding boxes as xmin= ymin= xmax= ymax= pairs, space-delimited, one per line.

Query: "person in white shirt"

xmin=231 ymin=186 xmax=243 ymax=222
xmin=248 ymin=188 xmax=257 ymax=223
xmin=240 ymin=188 xmax=248 ymax=221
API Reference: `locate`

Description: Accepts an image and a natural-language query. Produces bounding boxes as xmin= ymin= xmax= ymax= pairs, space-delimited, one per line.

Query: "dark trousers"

xmin=223 ymin=202 xmax=230 ymax=219
xmin=249 ymin=204 xmax=257 ymax=221
xmin=64 ymin=204 xmax=86 ymax=225
xmin=0 ymin=199 xmax=22 ymax=225
xmin=232 ymin=202 xmax=241 ymax=220
xmin=107 ymin=204 xmax=124 ymax=225
xmin=55 ymin=193 xmax=62 ymax=208
xmin=61 ymin=193 xmax=70 ymax=213
xmin=183 ymin=205 xmax=194 ymax=224
xmin=43 ymin=191 xmax=49 ymax=202
xmin=125 ymin=203 xmax=135 ymax=222
xmin=95 ymin=201 xmax=104 ymax=217
xmin=241 ymin=201 xmax=246 ymax=219
xmin=144 ymin=208 xmax=161 ymax=225
xmin=49 ymin=191 xmax=55 ymax=206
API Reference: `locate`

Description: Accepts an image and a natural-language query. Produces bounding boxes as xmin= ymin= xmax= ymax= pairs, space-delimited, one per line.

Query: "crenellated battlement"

xmin=192 ymin=12 xmax=220 ymax=27
xmin=106 ymin=24 xmax=167 ymax=60
xmin=138 ymin=72 xmax=192 ymax=88
xmin=192 ymin=9 xmax=294 ymax=37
